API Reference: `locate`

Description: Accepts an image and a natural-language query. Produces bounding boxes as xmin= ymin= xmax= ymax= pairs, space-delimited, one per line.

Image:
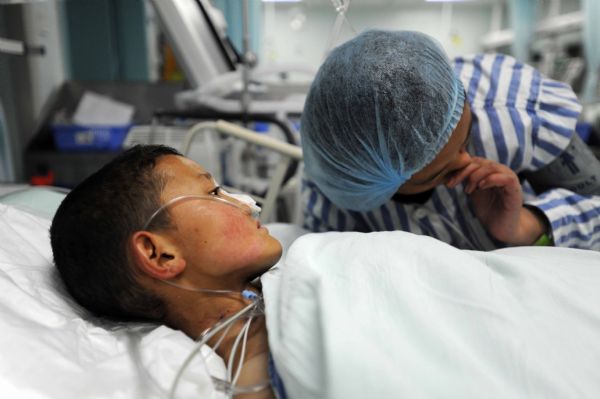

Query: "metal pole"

xmin=241 ymin=0 xmax=250 ymax=120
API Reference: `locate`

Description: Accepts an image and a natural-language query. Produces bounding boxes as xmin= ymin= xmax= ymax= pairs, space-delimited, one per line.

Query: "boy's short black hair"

xmin=50 ymin=145 xmax=181 ymax=322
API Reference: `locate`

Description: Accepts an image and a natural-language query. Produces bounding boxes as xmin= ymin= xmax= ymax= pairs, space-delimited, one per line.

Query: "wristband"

xmin=533 ymin=233 xmax=553 ymax=246
xmin=524 ymin=204 xmax=553 ymax=246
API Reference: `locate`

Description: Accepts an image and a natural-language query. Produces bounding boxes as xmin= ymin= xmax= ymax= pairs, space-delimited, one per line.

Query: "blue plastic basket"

xmin=51 ymin=123 xmax=132 ymax=152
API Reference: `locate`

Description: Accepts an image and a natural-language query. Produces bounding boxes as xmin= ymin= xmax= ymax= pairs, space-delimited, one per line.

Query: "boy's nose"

xmin=224 ymin=192 xmax=262 ymax=218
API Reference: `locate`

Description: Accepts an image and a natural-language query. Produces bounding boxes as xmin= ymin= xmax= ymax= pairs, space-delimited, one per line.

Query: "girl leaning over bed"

xmin=50 ymin=145 xmax=285 ymax=399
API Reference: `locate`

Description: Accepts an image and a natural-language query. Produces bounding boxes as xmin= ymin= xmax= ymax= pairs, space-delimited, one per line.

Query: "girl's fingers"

xmin=446 ymin=162 xmax=480 ymax=188
xmin=465 ymin=164 xmax=498 ymax=193
xmin=477 ymin=173 xmax=520 ymax=192
xmin=466 ymin=162 xmax=518 ymax=194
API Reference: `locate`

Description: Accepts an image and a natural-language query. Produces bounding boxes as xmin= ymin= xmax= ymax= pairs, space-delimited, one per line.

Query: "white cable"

xmin=181 ymin=121 xmax=218 ymax=157
xmin=167 ymin=302 xmax=255 ymax=399
xmin=226 ymin=316 xmax=252 ymax=383
xmin=231 ymin=317 xmax=253 ymax=386
xmin=323 ymin=0 xmax=356 ymax=59
xmin=211 ymin=321 xmax=234 ymax=354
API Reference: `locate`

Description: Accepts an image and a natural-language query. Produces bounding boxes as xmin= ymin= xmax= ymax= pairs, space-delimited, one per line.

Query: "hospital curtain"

xmin=64 ymin=0 xmax=149 ymax=80
xmin=212 ymin=0 xmax=262 ymax=61
xmin=582 ymin=0 xmax=600 ymax=102
xmin=508 ymin=0 xmax=537 ymax=63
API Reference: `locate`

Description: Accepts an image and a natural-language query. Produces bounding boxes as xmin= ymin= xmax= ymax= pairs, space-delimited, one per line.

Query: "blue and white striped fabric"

xmin=302 ymin=53 xmax=600 ymax=250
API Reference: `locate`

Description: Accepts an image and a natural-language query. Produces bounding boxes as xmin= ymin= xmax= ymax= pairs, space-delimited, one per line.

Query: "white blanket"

xmin=262 ymin=231 xmax=600 ymax=399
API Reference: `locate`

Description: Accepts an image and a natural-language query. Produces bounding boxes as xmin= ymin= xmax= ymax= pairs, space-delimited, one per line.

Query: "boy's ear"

xmin=130 ymin=231 xmax=186 ymax=279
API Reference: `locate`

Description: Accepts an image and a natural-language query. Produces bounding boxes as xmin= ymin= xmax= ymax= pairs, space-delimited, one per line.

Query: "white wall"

xmin=260 ymin=2 xmax=494 ymax=70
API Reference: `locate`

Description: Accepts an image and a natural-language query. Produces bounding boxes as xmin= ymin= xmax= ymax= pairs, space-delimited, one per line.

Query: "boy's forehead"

xmin=157 ymin=155 xmax=208 ymax=176
xmin=156 ymin=155 xmax=216 ymax=199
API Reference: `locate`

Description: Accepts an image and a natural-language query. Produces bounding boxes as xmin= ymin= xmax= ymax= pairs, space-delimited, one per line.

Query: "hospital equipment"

xmin=179 ymin=119 xmax=303 ymax=224
xmin=149 ymin=0 xmax=314 ymax=116
xmin=149 ymin=0 xmax=237 ymax=90
xmin=324 ymin=0 xmax=357 ymax=59
xmin=117 ymin=0 xmax=311 ymax=223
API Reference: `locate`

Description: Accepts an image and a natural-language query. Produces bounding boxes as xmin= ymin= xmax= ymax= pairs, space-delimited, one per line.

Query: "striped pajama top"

xmin=301 ymin=53 xmax=600 ymax=250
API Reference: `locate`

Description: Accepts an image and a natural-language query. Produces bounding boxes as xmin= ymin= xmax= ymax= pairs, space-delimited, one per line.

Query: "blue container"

xmin=51 ymin=123 xmax=132 ymax=151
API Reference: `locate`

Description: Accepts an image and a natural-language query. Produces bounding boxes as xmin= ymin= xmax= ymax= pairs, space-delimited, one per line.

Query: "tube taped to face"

xmin=301 ymin=30 xmax=465 ymax=211
xmin=225 ymin=192 xmax=262 ymax=219
xmin=143 ymin=193 xmax=261 ymax=231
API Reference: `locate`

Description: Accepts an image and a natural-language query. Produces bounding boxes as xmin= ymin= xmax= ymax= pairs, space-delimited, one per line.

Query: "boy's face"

xmin=397 ymin=101 xmax=473 ymax=195
xmin=154 ymin=155 xmax=282 ymax=284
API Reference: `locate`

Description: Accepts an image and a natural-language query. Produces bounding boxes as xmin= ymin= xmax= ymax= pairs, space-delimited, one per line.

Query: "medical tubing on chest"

xmin=168 ymin=301 xmax=256 ymax=399
xmin=228 ymin=316 xmax=254 ymax=385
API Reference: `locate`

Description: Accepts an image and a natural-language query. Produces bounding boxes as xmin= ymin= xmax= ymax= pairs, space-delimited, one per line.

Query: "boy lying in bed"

xmin=51 ymin=145 xmax=600 ymax=399
xmin=50 ymin=145 xmax=282 ymax=399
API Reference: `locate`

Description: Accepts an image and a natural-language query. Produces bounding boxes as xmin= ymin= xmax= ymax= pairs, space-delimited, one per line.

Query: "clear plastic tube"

xmin=143 ymin=194 xmax=260 ymax=232
xmin=323 ymin=0 xmax=357 ymax=59
xmin=168 ymin=295 xmax=270 ymax=399
xmin=228 ymin=316 xmax=253 ymax=385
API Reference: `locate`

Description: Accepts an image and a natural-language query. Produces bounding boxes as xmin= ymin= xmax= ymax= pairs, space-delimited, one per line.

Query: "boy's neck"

xmin=169 ymin=293 xmax=273 ymax=398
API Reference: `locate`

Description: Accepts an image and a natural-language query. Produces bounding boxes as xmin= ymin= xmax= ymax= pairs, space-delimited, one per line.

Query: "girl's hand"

xmin=447 ymin=157 xmax=546 ymax=245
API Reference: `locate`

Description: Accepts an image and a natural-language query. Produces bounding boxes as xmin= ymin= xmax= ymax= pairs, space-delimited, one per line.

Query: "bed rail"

xmin=182 ymin=120 xmax=303 ymax=223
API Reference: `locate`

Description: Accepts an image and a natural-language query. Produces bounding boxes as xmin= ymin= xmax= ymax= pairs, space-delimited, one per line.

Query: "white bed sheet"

xmin=0 ymin=193 xmax=308 ymax=399
xmin=0 ymin=203 xmax=227 ymax=398
xmin=8 ymin=186 xmax=599 ymax=399
xmin=263 ymin=231 xmax=600 ymax=399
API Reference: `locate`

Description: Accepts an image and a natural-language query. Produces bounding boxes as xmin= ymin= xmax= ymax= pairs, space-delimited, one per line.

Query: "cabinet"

xmin=25 ymin=80 xmax=184 ymax=188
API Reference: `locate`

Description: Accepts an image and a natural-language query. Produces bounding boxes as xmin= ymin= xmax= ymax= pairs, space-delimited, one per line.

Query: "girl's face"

xmin=154 ymin=155 xmax=282 ymax=287
xmin=397 ymin=101 xmax=473 ymax=195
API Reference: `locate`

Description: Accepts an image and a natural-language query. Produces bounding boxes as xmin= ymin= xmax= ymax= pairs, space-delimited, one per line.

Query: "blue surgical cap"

xmin=301 ymin=30 xmax=465 ymax=211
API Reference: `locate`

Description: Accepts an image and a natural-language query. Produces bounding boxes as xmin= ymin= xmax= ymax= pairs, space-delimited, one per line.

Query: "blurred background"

xmin=0 ymin=0 xmax=598 ymax=190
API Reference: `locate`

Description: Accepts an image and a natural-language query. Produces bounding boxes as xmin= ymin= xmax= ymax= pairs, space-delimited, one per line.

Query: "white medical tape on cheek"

xmin=224 ymin=192 xmax=262 ymax=218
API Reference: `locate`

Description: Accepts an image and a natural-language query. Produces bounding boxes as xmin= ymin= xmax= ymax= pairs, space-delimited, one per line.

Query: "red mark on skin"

xmin=217 ymin=207 xmax=263 ymax=263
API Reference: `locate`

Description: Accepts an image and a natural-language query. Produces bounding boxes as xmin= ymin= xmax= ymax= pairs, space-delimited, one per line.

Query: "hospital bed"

xmin=0 ymin=120 xmax=307 ymax=399
xmin=3 ymin=185 xmax=600 ymax=399
xmin=0 ymin=194 xmax=305 ymax=399
xmin=177 ymin=119 xmax=303 ymax=224
xmin=2 ymin=123 xmax=600 ymax=398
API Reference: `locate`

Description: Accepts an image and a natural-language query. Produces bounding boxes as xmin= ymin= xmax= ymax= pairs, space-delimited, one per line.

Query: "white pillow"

xmin=0 ymin=186 xmax=66 ymax=219
xmin=0 ymin=203 xmax=226 ymax=399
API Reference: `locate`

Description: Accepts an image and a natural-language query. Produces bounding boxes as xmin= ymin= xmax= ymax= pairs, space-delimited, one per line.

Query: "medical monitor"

xmin=150 ymin=0 xmax=240 ymax=88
